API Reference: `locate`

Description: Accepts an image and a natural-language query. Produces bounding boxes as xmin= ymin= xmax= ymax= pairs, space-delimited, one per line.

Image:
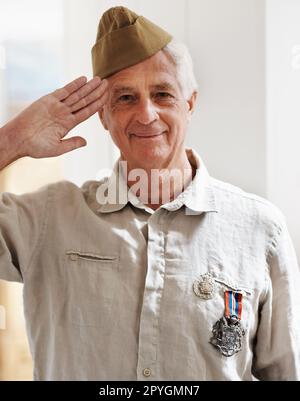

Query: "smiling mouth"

xmin=130 ymin=131 xmax=166 ymax=138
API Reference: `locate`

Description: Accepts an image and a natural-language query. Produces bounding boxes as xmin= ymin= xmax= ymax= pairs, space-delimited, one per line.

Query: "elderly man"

xmin=0 ymin=6 xmax=299 ymax=381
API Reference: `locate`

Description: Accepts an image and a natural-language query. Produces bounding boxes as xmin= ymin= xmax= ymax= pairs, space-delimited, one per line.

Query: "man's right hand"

xmin=2 ymin=76 xmax=108 ymax=161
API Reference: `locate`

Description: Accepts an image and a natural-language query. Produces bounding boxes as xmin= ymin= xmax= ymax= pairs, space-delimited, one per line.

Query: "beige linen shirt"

xmin=0 ymin=148 xmax=299 ymax=381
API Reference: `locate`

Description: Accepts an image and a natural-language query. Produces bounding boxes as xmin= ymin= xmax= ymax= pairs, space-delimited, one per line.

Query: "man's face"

xmin=99 ymin=50 xmax=196 ymax=169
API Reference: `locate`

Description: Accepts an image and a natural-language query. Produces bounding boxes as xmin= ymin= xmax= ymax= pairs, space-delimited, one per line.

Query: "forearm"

xmin=0 ymin=119 xmax=25 ymax=171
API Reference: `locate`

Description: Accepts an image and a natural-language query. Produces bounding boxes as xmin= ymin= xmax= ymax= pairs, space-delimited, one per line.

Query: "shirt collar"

xmin=96 ymin=148 xmax=218 ymax=215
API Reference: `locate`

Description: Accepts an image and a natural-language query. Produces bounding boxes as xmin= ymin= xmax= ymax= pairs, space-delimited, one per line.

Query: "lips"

xmin=129 ymin=131 xmax=166 ymax=138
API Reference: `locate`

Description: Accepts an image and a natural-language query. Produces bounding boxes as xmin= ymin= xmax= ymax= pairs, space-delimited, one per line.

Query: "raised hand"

xmin=11 ymin=76 xmax=108 ymax=158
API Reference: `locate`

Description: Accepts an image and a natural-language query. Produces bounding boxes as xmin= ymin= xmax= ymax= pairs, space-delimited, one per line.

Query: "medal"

xmin=193 ymin=273 xmax=216 ymax=299
xmin=210 ymin=291 xmax=245 ymax=357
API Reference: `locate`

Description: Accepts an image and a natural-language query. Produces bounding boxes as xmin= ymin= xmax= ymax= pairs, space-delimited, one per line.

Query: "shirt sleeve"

xmin=252 ymin=218 xmax=300 ymax=380
xmin=0 ymin=185 xmax=50 ymax=283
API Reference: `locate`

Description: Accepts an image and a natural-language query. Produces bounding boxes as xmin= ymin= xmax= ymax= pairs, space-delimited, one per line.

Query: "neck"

xmin=123 ymin=151 xmax=196 ymax=210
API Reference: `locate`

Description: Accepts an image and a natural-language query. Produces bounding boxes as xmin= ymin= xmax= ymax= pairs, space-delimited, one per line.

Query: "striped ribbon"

xmin=224 ymin=291 xmax=243 ymax=320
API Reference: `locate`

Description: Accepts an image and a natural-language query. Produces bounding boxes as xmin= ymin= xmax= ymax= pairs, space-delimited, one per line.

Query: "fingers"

xmin=70 ymin=79 xmax=108 ymax=113
xmin=73 ymin=90 xmax=109 ymax=125
xmin=63 ymin=76 xmax=103 ymax=107
xmin=56 ymin=136 xmax=87 ymax=156
xmin=52 ymin=76 xmax=88 ymax=101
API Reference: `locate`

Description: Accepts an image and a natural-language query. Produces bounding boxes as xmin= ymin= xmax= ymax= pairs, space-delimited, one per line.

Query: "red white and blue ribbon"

xmin=224 ymin=291 xmax=243 ymax=320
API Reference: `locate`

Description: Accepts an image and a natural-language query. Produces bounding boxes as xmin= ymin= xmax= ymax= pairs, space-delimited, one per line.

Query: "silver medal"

xmin=193 ymin=273 xmax=216 ymax=299
xmin=210 ymin=315 xmax=245 ymax=357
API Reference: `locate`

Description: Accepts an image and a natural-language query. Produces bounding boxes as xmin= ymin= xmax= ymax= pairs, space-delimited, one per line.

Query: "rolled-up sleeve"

xmin=253 ymin=218 xmax=300 ymax=380
xmin=0 ymin=186 xmax=50 ymax=283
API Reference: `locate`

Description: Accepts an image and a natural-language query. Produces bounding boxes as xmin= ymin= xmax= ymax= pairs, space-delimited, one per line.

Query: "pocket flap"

xmin=66 ymin=250 xmax=118 ymax=263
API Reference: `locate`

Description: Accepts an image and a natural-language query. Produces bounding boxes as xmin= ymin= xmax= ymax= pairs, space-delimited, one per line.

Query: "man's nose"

xmin=135 ymin=98 xmax=159 ymax=125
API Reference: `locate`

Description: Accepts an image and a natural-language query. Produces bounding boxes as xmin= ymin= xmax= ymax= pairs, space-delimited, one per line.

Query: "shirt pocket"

xmin=63 ymin=250 xmax=119 ymax=327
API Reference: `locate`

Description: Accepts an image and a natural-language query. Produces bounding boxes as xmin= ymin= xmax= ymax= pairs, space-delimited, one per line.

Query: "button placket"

xmin=136 ymin=213 xmax=166 ymax=380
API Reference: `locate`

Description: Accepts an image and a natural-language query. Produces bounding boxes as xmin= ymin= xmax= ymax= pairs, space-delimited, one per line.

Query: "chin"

xmin=135 ymin=146 xmax=169 ymax=168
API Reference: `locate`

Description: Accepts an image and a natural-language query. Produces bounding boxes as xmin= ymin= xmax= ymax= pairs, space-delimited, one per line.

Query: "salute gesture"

xmin=0 ymin=76 xmax=108 ymax=167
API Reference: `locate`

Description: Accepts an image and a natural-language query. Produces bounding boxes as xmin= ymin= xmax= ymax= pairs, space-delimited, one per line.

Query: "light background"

xmin=0 ymin=0 xmax=299 ymax=380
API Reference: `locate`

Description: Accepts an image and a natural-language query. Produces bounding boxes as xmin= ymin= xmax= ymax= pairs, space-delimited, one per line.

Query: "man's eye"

xmin=155 ymin=92 xmax=174 ymax=101
xmin=117 ymin=94 xmax=135 ymax=102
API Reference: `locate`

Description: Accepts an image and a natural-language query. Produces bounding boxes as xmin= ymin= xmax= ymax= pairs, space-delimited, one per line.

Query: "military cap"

xmin=92 ymin=6 xmax=172 ymax=78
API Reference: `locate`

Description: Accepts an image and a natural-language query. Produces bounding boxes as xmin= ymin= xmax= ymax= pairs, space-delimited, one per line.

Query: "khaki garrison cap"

xmin=92 ymin=6 xmax=173 ymax=79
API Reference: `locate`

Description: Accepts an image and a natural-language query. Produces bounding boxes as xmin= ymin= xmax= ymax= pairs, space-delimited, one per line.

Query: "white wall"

xmin=266 ymin=0 xmax=300 ymax=257
xmin=187 ymin=0 xmax=265 ymax=196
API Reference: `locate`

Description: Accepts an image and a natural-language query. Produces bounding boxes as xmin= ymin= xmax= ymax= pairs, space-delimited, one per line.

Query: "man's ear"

xmin=98 ymin=108 xmax=109 ymax=131
xmin=186 ymin=91 xmax=198 ymax=121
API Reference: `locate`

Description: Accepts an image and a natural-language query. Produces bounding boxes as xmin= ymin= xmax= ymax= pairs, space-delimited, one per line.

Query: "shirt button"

xmin=143 ymin=368 xmax=151 ymax=377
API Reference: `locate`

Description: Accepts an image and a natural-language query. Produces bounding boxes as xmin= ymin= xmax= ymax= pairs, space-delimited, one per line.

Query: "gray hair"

xmin=162 ymin=39 xmax=198 ymax=100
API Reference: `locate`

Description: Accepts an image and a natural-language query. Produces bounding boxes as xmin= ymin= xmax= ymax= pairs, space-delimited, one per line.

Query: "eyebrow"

xmin=111 ymin=86 xmax=135 ymax=97
xmin=151 ymin=82 xmax=177 ymax=92
xmin=111 ymin=82 xmax=177 ymax=97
